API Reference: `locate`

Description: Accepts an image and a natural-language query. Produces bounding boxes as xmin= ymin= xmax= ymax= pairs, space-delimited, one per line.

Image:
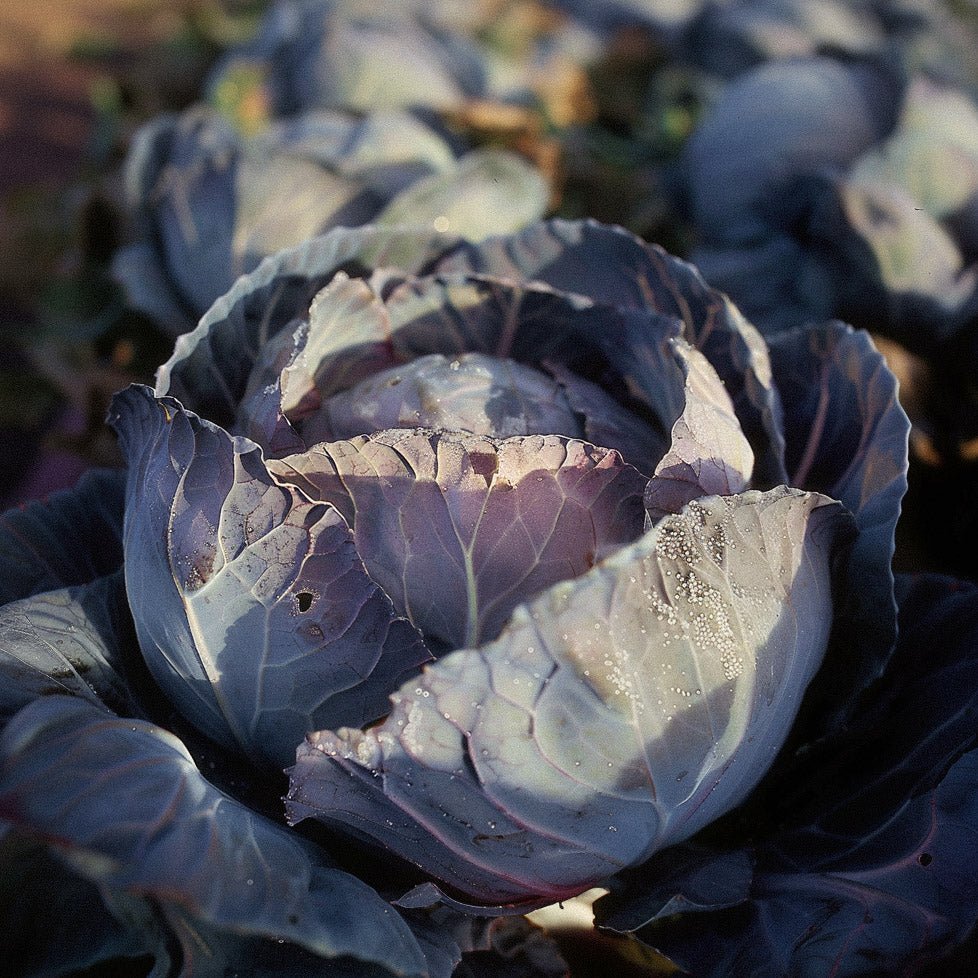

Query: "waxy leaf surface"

xmin=0 ymin=572 xmax=140 ymax=724
xmin=270 ymin=428 xmax=647 ymax=650
xmin=300 ymin=352 xmax=586 ymax=446
xmin=109 ymin=385 xmax=429 ymax=768
xmin=436 ymin=219 xmax=787 ymax=485
xmin=768 ymin=322 xmax=908 ymax=729
xmin=288 ymin=489 xmax=850 ymax=903
xmin=646 ymin=339 xmax=753 ymax=521
xmin=0 ymin=469 xmax=125 ymax=605
xmin=596 ymin=575 xmax=978 ymax=977
xmin=0 ymin=695 xmax=429 ymax=977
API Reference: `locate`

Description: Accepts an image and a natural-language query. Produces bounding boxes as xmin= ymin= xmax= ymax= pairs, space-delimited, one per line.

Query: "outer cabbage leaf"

xmin=111 ymin=240 xmax=194 ymax=338
xmin=0 ymin=468 xmax=125 ymax=605
xmin=156 ymin=225 xmax=457 ymax=428
xmin=113 ymin=104 xmax=469 ymax=334
xmin=596 ymin=574 xmax=978 ymax=977
xmin=109 ymin=384 xmax=430 ymax=769
xmin=0 ymin=695 xmax=429 ymax=977
xmin=768 ymin=322 xmax=909 ymax=729
xmin=288 ymin=488 xmax=851 ymax=904
xmin=0 ymin=833 xmax=152 ymax=978
xmin=143 ymin=915 xmax=386 ymax=978
xmin=119 ymin=106 xmax=241 ymax=324
xmin=269 ymin=429 xmax=647 ymax=650
xmin=0 ymin=572 xmax=142 ymax=725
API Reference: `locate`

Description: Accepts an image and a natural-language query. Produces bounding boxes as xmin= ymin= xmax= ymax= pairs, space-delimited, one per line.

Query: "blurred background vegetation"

xmin=4 ymin=0 xmax=978 ymax=584
xmin=0 ymin=0 xmax=684 ymax=511
xmin=0 ymin=0 xmax=264 ymax=508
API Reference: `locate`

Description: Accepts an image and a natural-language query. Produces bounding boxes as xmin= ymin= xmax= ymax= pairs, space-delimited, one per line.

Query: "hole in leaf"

xmin=918 ymin=852 xmax=933 ymax=867
xmin=469 ymin=450 xmax=498 ymax=487
xmin=296 ymin=591 xmax=314 ymax=613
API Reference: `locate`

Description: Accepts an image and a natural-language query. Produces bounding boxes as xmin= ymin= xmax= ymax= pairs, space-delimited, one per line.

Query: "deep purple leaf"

xmin=646 ymin=339 xmax=753 ymax=521
xmin=0 ymin=469 xmax=125 ymax=605
xmin=768 ymin=322 xmax=908 ymax=729
xmin=152 ymin=903 xmax=415 ymax=978
xmin=235 ymin=374 xmax=308 ymax=459
xmin=0 ymin=572 xmax=141 ymax=724
xmin=269 ymin=428 xmax=647 ymax=650
xmin=112 ymin=240 xmax=195 ymax=337
xmin=108 ymin=385 xmax=430 ymax=768
xmin=0 ymin=695 xmax=429 ymax=977
xmin=119 ymin=107 xmax=239 ymax=325
xmin=596 ymin=574 xmax=978 ymax=977
xmin=436 ymin=218 xmax=787 ymax=486
xmin=287 ymin=489 xmax=850 ymax=904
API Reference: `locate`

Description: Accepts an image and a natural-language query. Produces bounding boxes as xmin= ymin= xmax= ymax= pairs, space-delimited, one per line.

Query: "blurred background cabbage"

xmin=4 ymin=0 xmax=978 ymax=569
